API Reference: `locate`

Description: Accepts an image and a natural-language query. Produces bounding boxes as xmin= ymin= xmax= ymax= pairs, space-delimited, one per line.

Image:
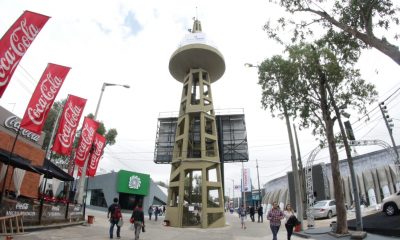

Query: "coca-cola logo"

xmin=88 ymin=139 xmax=104 ymax=170
xmin=75 ymin=123 xmax=95 ymax=162
xmin=0 ymin=18 xmax=41 ymax=86
xmin=27 ymin=73 xmax=63 ymax=125
xmin=16 ymin=202 xmax=29 ymax=210
xmin=57 ymin=102 xmax=83 ymax=148
xmin=4 ymin=116 xmax=40 ymax=142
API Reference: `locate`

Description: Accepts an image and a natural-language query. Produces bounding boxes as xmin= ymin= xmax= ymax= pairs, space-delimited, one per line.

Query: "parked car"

xmin=311 ymin=200 xmax=336 ymax=219
xmin=381 ymin=190 xmax=400 ymax=216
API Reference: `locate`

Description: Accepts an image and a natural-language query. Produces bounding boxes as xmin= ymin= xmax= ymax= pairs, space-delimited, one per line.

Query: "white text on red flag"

xmin=86 ymin=133 xmax=106 ymax=177
xmin=20 ymin=63 xmax=70 ymax=134
xmin=52 ymin=95 xmax=87 ymax=155
xmin=74 ymin=117 xmax=99 ymax=167
xmin=0 ymin=11 xmax=50 ymax=97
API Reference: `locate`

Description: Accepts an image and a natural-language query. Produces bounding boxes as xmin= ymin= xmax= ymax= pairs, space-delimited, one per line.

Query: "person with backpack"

xmin=131 ymin=204 xmax=145 ymax=240
xmin=107 ymin=197 xmax=122 ymax=239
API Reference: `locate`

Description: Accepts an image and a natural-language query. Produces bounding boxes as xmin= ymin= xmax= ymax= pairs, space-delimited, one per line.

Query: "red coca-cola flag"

xmin=20 ymin=63 xmax=70 ymax=134
xmin=86 ymin=133 xmax=106 ymax=177
xmin=52 ymin=95 xmax=87 ymax=155
xmin=0 ymin=11 xmax=50 ymax=97
xmin=74 ymin=117 xmax=99 ymax=167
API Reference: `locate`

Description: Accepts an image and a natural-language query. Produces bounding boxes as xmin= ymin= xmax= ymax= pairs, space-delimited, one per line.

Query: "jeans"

xmin=109 ymin=219 xmax=121 ymax=238
xmin=258 ymin=214 xmax=263 ymax=222
xmin=270 ymin=225 xmax=280 ymax=240
xmin=285 ymin=223 xmax=294 ymax=240
xmin=134 ymin=221 xmax=143 ymax=240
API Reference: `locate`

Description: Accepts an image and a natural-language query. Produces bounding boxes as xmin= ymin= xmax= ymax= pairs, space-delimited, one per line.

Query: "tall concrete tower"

xmin=165 ymin=18 xmax=226 ymax=228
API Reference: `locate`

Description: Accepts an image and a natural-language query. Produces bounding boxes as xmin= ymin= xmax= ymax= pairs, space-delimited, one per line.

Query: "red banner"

xmin=0 ymin=11 xmax=50 ymax=97
xmin=20 ymin=63 xmax=70 ymax=134
xmin=52 ymin=95 xmax=87 ymax=155
xmin=86 ymin=133 xmax=106 ymax=177
xmin=74 ymin=117 xmax=99 ymax=167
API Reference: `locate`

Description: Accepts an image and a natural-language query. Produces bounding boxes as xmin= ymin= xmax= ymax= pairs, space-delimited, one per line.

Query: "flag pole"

xmin=0 ymin=127 xmax=21 ymax=203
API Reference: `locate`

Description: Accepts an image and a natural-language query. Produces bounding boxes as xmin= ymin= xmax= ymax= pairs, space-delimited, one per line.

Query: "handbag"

xmin=142 ymin=225 xmax=145 ymax=232
xmin=117 ymin=218 xmax=124 ymax=227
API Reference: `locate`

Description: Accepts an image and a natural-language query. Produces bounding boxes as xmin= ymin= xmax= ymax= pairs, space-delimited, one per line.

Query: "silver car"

xmin=311 ymin=200 xmax=337 ymax=219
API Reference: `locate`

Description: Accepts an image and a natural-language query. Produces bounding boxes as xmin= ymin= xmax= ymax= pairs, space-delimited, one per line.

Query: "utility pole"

xmin=379 ymin=102 xmax=399 ymax=159
xmin=256 ymin=159 xmax=262 ymax=206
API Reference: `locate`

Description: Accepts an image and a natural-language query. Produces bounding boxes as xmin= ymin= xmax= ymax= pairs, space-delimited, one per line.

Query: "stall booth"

xmin=0 ymin=107 xmax=79 ymax=227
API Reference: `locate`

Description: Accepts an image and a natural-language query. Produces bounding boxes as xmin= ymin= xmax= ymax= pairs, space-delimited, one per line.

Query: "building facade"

xmin=263 ymin=147 xmax=400 ymax=212
xmin=84 ymin=170 xmax=167 ymax=212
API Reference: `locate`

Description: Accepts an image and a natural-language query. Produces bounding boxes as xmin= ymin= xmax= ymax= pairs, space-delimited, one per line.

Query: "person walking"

xmin=283 ymin=204 xmax=297 ymax=240
xmin=238 ymin=204 xmax=247 ymax=229
xmin=257 ymin=204 xmax=263 ymax=223
xmin=107 ymin=197 xmax=122 ymax=239
xmin=249 ymin=205 xmax=255 ymax=222
xmin=267 ymin=202 xmax=284 ymax=240
xmin=131 ymin=204 xmax=145 ymax=240
xmin=154 ymin=206 xmax=159 ymax=221
xmin=163 ymin=205 xmax=166 ymax=215
xmin=148 ymin=206 xmax=153 ymax=220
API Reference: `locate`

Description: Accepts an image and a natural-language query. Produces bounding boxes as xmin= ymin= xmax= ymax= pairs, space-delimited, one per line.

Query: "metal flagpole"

xmin=0 ymin=127 xmax=21 ymax=203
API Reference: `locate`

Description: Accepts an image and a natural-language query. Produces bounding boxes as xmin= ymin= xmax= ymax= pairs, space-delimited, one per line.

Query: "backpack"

xmin=112 ymin=204 xmax=122 ymax=219
xmin=132 ymin=208 xmax=142 ymax=221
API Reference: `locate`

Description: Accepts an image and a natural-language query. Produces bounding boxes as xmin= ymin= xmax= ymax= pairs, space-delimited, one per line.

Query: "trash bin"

xmin=294 ymin=224 xmax=301 ymax=232
xmin=330 ymin=221 xmax=337 ymax=232
xmin=87 ymin=215 xmax=95 ymax=224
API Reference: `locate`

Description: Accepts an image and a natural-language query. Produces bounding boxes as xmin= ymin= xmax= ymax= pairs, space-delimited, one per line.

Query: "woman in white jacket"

xmin=283 ymin=204 xmax=296 ymax=240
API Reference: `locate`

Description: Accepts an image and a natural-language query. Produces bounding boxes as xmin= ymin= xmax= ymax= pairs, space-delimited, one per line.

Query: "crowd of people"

xmin=107 ymin=198 xmax=299 ymax=240
xmin=236 ymin=202 xmax=300 ymax=240
xmin=107 ymin=199 xmax=167 ymax=239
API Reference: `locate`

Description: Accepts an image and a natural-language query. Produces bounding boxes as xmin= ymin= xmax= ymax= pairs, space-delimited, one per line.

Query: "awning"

xmin=33 ymin=159 xmax=74 ymax=182
xmin=0 ymin=148 xmax=41 ymax=174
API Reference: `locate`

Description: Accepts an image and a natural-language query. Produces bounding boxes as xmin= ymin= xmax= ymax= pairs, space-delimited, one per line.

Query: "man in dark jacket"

xmin=107 ymin=197 xmax=122 ymax=239
xmin=257 ymin=205 xmax=263 ymax=223
xmin=131 ymin=204 xmax=145 ymax=240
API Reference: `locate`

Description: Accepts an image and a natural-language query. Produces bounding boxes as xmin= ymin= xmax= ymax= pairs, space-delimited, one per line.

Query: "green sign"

xmin=117 ymin=170 xmax=150 ymax=196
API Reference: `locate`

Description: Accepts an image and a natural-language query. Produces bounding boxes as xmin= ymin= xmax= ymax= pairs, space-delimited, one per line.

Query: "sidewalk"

xmin=9 ymin=208 xmax=398 ymax=240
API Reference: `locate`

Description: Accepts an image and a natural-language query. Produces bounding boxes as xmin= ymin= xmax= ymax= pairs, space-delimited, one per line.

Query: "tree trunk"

xmin=324 ymin=119 xmax=348 ymax=234
xmin=317 ymin=61 xmax=348 ymax=234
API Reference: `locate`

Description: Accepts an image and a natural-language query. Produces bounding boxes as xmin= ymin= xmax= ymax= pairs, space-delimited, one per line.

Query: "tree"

xmin=265 ymin=0 xmax=400 ymax=65
xmin=257 ymin=43 xmax=377 ymax=233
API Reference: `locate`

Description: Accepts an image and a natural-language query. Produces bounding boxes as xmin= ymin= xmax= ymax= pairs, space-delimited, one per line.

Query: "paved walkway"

xmin=10 ymin=208 xmax=398 ymax=240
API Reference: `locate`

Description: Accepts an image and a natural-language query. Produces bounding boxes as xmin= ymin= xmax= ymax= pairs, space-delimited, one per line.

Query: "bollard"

xmin=87 ymin=215 xmax=95 ymax=224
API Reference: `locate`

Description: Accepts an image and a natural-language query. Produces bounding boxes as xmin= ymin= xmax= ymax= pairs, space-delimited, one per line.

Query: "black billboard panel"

xmin=154 ymin=113 xmax=249 ymax=164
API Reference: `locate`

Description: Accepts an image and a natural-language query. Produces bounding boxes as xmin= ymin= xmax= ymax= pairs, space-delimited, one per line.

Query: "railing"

xmin=0 ymin=214 xmax=24 ymax=235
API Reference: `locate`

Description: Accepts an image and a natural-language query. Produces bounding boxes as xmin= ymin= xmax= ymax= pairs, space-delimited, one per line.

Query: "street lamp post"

xmin=76 ymin=82 xmax=130 ymax=206
xmin=256 ymin=159 xmax=262 ymax=205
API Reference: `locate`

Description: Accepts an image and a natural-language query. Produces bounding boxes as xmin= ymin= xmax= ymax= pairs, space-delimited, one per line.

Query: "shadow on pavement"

xmin=348 ymin=212 xmax=400 ymax=237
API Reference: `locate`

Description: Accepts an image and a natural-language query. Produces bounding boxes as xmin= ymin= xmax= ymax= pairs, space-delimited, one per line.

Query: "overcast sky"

xmin=0 ymin=0 xmax=399 ymax=197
